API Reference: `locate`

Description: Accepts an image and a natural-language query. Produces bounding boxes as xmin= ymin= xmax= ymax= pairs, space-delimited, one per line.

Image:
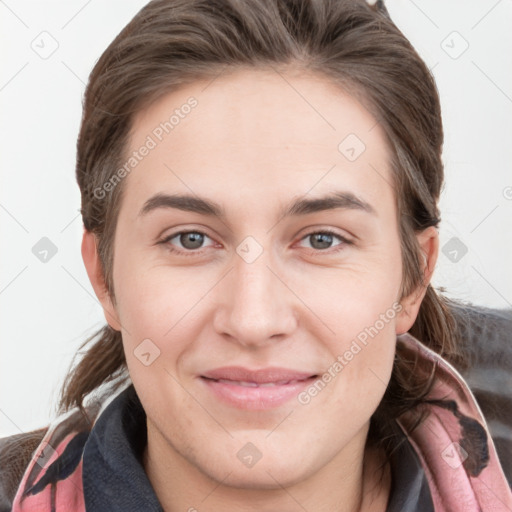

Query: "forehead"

xmin=123 ymin=67 xmax=394 ymax=218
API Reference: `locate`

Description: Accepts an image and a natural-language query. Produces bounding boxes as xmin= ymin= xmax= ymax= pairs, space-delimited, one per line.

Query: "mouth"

xmin=202 ymin=377 xmax=316 ymax=387
xmin=199 ymin=367 xmax=319 ymax=409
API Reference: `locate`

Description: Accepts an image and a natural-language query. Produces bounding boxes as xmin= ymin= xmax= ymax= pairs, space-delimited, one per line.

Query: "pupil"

xmin=312 ymin=233 xmax=332 ymax=249
xmin=181 ymin=232 xmax=203 ymax=249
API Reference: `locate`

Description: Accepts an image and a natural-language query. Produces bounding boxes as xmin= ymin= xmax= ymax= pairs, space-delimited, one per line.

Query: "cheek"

xmin=303 ymin=311 xmax=397 ymax=437
xmin=297 ymin=248 xmax=402 ymax=404
xmin=112 ymin=245 xmax=203 ymax=334
xmin=112 ymin=255 xmax=215 ymax=385
xmin=294 ymin=252 xmax=403 ymax=343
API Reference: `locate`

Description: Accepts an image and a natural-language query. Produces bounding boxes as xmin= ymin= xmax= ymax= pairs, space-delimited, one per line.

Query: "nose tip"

xmin=213 ymin=253 xmax=297 ymax=347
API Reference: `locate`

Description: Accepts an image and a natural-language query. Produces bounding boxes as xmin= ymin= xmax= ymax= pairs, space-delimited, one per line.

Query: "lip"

xmin=199 ymin=366 xmax=318 ymax=410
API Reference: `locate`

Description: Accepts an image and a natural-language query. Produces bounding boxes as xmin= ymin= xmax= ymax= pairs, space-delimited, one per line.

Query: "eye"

xmin=159 ymin=230 xmax=216 ymax=254
xmin=298 ymin=229 xmax=351 ymax=252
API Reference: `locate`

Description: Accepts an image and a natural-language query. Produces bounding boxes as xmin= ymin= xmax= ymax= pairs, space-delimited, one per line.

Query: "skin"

xmin=83 ymin=67 xmax=438 ymax=512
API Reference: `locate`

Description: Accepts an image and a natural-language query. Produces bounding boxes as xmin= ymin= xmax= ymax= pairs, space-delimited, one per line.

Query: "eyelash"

xmin=158 ymin=228 xmax=352 ymax=257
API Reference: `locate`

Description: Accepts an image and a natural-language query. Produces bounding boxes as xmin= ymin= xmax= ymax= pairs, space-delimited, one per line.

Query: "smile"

xmin=199 ymin=373 xmax=318 ymax=410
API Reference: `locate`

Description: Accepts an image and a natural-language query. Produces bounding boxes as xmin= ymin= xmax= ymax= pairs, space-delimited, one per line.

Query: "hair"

xmin=58 ymin=0 xmax=468 ymax=468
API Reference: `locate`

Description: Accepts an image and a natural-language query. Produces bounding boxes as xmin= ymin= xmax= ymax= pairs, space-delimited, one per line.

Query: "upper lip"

xmin=201 ymin=366 xmax=317 ymax=384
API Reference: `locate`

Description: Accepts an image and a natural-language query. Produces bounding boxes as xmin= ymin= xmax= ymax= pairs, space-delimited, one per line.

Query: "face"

xmin=85 ymin=67 xmax=432 ymax=489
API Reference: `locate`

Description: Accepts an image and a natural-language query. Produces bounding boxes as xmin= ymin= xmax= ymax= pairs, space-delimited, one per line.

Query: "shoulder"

xmin=450 ymin=301 xmax=512 ymax=367
xmin=0 ymin=378 xmax=130 ymax=512
xmin=449 ymin=301 xmax=512 ymax=486
xmin=0 ymin=427 xmax=48 ymax=512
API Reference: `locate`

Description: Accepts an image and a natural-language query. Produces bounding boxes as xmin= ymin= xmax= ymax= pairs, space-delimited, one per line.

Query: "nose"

xmin=212 ymin=244 xmax=298 ymax=348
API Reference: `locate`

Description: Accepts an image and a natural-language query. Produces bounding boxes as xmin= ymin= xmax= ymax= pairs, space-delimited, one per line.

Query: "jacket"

xmin=1 ymin=303 xmax=512 ymax=511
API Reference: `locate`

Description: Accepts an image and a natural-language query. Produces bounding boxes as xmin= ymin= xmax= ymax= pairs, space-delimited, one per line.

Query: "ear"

xmin=395 ymin=226 xmax=439 ymax=335
xmin=81 ymin=229 xmax=122 ymax=331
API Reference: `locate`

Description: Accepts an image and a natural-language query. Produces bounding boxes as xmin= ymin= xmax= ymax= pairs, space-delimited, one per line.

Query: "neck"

xmin=142 ymin=421 xmax=391 ymax=512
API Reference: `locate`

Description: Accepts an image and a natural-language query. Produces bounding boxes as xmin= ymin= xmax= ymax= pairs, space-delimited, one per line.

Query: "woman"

xmin=1 ymin=0 xmax=511 ymax=510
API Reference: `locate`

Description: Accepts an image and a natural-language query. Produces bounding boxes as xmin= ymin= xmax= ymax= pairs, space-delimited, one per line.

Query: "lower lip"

xmin=199 ymin=376 xmax=317 ymax=410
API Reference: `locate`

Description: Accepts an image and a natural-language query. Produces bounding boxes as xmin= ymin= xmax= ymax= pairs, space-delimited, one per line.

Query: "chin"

xmin=214 ymin=461 xmax=308 ymax=490
xmin=198 ymin=445 xmax=316 ymax=490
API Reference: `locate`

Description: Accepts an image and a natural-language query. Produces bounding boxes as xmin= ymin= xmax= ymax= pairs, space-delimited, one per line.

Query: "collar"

xmin=82 ymin=384 xmax=163 ymax=511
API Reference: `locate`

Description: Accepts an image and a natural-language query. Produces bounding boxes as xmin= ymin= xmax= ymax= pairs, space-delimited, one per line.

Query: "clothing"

xmin=1 ymin=306 xmax=512 ymax=511
xmin=5 ymin=380 xmax=437 ymax=512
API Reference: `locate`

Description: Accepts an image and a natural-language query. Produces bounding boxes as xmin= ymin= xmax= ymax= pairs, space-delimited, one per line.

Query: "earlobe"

xmin=395 ymin=226 xmax=439 ymax=335
xmin=81 ymin=229 xmax=121 ymax=331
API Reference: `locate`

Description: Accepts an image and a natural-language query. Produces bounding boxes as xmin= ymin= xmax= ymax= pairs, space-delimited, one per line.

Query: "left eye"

xmin=298 ymin=231 xmax=348 ymax=251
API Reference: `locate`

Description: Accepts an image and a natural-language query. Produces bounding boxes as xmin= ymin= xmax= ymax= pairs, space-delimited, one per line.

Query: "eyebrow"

xmin=139 ymin=191 xmax=376 ymax=219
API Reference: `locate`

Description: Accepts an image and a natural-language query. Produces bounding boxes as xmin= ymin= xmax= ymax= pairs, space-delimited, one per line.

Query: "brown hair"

xmin=58 ymin=0 xmax=467 ymax=460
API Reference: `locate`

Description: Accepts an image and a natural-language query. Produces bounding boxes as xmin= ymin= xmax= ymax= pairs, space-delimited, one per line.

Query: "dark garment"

xmin=82 ymin=383 xmax=434 ymax=511
xmin=387 ymin=425 xmax=434 ymax=512
xmin=82 ymin=385 xmax=163 ymax=512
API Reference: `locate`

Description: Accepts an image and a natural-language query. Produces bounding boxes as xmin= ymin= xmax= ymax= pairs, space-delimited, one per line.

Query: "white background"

xmin=1 ymin=0 xmax=511 ymax=437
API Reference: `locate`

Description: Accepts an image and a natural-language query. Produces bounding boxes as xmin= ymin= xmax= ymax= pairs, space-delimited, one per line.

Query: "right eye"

xmin=159 ymin=230 xmax=217 ymax=255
